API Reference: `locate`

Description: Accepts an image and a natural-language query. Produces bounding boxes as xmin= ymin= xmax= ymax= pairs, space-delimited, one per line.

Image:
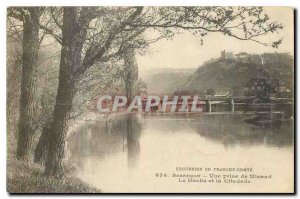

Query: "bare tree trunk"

xmin=34 ymin=123 xmax=50 ymax=163
xmin=44 ymin=7 xmax=86 ymax=177
xmin=123 ymin=48 xmax=138 ymax=100
xmin=16 ymin=8 xmax=40 ymax=160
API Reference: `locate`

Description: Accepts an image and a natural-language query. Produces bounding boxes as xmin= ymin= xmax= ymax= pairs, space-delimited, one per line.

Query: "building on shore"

xmin=243 ymin=78 xmax=287 ymax=96
xmin=220 ymin=50 xmax=234 ymax=60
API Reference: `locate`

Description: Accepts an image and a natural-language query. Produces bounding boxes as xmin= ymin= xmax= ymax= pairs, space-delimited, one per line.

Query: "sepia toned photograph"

xmin=6 ymin=6 xmax=294 ymax=193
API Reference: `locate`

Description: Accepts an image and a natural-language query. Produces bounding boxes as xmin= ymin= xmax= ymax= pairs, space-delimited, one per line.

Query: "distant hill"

xmin=140 ymin=68 xmax=196 ymax=94
xmin=183 ymin=52 xmax=294 ymax=94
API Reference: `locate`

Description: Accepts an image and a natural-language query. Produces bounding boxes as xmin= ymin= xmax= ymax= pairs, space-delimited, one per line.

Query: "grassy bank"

xmin=7 ymin=133 xmax=100 ymax=193
xmin=7 ymin=156 xmax=101 ymax=193
xmin=7 ymin=155 xmax=101 ymax=193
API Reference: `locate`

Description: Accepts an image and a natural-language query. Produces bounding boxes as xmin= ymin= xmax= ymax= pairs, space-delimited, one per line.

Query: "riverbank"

xmin=7 ymin=130 xmax=101 ymax=193
xmin=7 ymin=155 xmax=101 ymax=193
xmin=7 ymin=159 xmax=100 ymax=193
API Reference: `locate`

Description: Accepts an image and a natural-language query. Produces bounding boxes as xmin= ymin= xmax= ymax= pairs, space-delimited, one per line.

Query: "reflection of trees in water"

xmin=142 ymin=114 xmax=293 ymax=148
xmin=126 ymin=114 xmax=141 ymax=168
xmin=68 ymin=114 xmax=293 ymax=170
xmin=68 ymin=114 xmax=142 ymax=169
xmin=192 ymin=115 xmax=294 ymax=148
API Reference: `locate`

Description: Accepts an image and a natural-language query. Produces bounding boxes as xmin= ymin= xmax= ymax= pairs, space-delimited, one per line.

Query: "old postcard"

xmin=7 ymin=6 xmax=294 ymax=193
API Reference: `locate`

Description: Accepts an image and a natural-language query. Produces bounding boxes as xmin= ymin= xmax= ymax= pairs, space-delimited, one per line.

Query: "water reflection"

xmin=68 ymin=113 xmax=293 ymax=167
xmin=68 ymin=114 xmax=142 ymax=169
xmin=125 ymin=114 xmax=141 ymax=167
xmin=191 ymin=114 xmax=293 ymax=147
xmin=67 ymin=113 xmax=294 ymax=192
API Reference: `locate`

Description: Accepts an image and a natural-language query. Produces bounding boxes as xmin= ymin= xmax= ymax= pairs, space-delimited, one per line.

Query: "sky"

xmin=136 ymin=7 xmax=294 ymax=71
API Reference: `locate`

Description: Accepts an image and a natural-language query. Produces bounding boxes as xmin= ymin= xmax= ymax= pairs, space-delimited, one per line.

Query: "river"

xmin=67 ymin=112 xmax=294 ymax=193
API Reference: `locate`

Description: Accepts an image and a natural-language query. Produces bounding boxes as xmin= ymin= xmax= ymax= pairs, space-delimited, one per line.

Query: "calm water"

xmin=67 ymin=113 xmax=294 ymax=193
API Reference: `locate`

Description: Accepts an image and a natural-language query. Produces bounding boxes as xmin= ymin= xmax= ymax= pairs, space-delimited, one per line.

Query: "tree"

xmin=37 ymin=6 xmax=283 ymax=177
xmin=44 ymin=7 xmax=84 ymax=176
xmin=42 ymin=7 xmax=144 ymax=177
xmin=8 ymin=7 xmax=44 ymax=160
xmin=123 ymin=47 xmax=138 ymax=100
